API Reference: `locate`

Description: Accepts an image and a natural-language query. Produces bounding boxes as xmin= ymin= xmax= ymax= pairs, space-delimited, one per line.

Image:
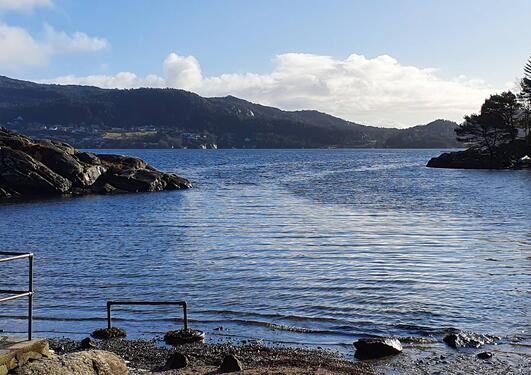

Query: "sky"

xmin=0 ymin=0 xmax=530 ymax=127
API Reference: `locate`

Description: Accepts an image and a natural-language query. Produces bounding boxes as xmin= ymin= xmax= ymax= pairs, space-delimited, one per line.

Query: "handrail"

xmin=106 ymin=300 xmax=188 ymax=330
xmin=0 ymin=251 xmax=33 ymax=340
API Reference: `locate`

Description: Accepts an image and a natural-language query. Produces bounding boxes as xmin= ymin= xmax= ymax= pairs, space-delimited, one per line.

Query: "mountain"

xmin=0 ymin=75 xmax=462 ymax=149
xmin=383 ymin=120 xmax=462 ymax=148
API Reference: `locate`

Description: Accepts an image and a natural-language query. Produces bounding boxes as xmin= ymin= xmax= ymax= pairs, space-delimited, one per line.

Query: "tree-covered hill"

xmin=0 ymin=75 xmax=461 ymax=149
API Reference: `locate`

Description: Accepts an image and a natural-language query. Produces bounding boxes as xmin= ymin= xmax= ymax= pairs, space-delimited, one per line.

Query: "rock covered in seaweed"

xmin=0 ymin=128 xmax=191 ymax=200
xmin=91 ymin=327 xmax=128 ymax=340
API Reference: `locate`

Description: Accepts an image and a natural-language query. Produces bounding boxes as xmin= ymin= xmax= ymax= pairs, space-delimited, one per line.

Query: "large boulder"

xmin=353 ymin=337 xmax=403 ymax=359
xmin=21 ymin=143 xmax=105 ymax=187
xmin=0 ymin=128 xmax=191 ymax=200
xmin=0 ymin=146 xmax=72 ymax=195
xmin=14 ymin=350 xmax=128 ymax=375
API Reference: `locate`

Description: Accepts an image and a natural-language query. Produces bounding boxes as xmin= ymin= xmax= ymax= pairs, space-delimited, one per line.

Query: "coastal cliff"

xmin=0 ymin=128 xmax=191 ymax=200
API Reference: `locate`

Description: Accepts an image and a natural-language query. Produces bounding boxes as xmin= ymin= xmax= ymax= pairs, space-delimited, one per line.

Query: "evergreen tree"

xmin=456 ymin=92 xmax=519 ymax=164
xmin=518 ymin=56 xmax=531 ymax=142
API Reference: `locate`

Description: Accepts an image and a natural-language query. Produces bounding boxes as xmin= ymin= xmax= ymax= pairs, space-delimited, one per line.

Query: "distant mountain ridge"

xmin=0 ymin=75 xmax=462 ymax=149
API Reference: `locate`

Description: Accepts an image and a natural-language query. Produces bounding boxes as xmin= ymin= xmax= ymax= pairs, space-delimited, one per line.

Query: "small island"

xmin=428 ymin=60 xmax=531 ymax=169
xmin=0 ymin=128 xmax=191 ymax=200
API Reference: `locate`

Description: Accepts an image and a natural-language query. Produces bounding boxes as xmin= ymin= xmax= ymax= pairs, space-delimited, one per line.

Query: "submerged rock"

xmin=0 ymin=128 xmax=191 ymax=200
xmin=219 ymin=354 xmax=243 ymax=373
xmin=443 ymin=331 xmax=498 ymax=349
xmin=353 ymin=337 xmax=403 ymax=359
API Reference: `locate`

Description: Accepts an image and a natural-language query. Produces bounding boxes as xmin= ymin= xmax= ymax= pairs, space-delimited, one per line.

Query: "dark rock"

xmin=477 ymin=351 xmax=493 ymax=359
xmin=91 ymin=327 xmax=127 ymax=340
xmin=219 ymin=354 xmax=243 ymax=373
xmin=164 ymin=329 xmax=205 ymax=345
xmin=163 ymin=173 xmax=193 ymax=189
xmin=353 ymin=337 xmax=402 ymax=359
xmin=443 ymin=331 xmax=498 ymax=349
xmin=19 ymin=141 xmax=107 ymax=187
xmin=98 ymin=154 xmax=148 ymax=171
xmin=103 ymin=169 xmax=167 ymax=192
xmin=0 ymin=128 xmax=191 ymax=200
xmin=80 ymin=337 xmax=97 ymax=349
xmin=0 ymin=185 xmax=15 ymax=199
xmin=90 ymin=182 xmax=123 ymax=195
xmin=0 ymin=146 xmax=72 ymax=195
xmin=74 ymin=151 xmax=101 ymax=165
xmin=165 ymin=352 xmax=188 ymax=369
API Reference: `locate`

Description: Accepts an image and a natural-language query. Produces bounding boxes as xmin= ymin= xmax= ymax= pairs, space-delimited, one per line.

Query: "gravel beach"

xmin=47 ymin=337 xmax=531 ymax=374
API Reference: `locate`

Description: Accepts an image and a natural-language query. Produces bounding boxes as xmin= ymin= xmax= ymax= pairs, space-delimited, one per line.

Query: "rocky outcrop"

xmin=427 ymin=140 xmax=530 ymax=169
xmin=353 ymin=337 xmax=403 ymax=359
xmin=0 ymin=128 xmax=191 ymax=200
xmin=14 ymin=350 xmax=128 ymax=375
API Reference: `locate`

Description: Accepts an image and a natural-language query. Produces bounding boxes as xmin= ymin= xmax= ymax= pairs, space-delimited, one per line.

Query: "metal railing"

xmin=0 ymin=251 xmax=34 ymax=340
xmin=107 ymin=300 xmax=188 ymax=330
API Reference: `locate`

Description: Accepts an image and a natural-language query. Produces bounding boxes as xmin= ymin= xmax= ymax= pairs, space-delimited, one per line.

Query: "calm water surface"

xmin=1 ymin=149 xmax=530 ymax=349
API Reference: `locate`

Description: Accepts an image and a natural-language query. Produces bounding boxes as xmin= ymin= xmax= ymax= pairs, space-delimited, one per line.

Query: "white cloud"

xmin=44 ymin=23 xmax=109 ymax=53
xmin=163 ymin=53 xmax=202 ymax=90
xmin=0 ymin=22 xmax=109 ymax=69
xmin=44 ymin=52 xmax=500 ymax=127
xmin=0 ymin=23 xmax=49 ymax=67
xmin=0 ymin=0 xmax=52 ymax=12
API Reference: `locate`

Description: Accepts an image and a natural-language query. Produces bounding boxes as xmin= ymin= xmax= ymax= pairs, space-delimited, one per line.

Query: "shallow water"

xmin=1 ymin=149 xmax=530 ymax=349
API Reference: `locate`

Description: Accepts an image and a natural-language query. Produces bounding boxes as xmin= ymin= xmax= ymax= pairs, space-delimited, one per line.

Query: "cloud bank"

xmin=0 ymin=23 xmax=109 ymax=68
xmin=48 ymin=52 xmax=499 ymax=127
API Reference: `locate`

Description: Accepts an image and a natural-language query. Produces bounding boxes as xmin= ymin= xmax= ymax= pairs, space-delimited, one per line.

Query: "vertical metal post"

xmin=28 ymin=254 xmax=33 ymax=341
xmin=107 ymin=301 xmax=112 ymax=329
xmin=183 ymin=302 xmax=188 ymax=330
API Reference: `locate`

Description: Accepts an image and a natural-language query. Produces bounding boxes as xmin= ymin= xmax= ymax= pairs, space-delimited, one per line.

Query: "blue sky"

xmin=1 ymin=0 xmax=530 ymax=126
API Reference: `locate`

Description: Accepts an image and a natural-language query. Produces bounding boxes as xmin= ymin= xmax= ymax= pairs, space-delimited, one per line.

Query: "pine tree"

xmin=518 ymin=56 xmax=531 ymax=142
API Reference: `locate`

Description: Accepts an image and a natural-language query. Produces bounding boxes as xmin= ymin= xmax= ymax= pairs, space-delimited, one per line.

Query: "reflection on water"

xmin=1 ymin=149 xmax=530 ymax=348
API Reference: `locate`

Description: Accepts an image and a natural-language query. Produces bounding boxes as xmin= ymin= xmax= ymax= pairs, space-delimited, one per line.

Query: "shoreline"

xmin=46 ymin=336 xmax=531 ymax=374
